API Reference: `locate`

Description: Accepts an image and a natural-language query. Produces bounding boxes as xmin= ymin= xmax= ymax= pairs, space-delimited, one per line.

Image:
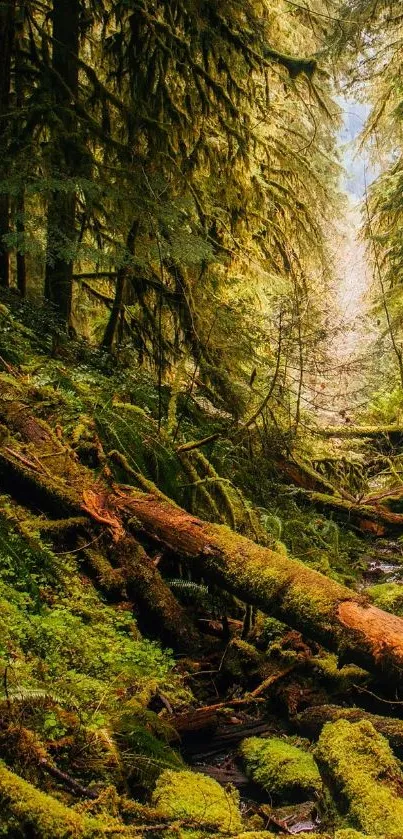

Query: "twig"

xmin=39 ymin=758 xmax=98 ymax=799
xmin=176 ymin=433 xmax=220 ymax=452
xmin=354 ymin=684 xmax=403 ymax=706
xmin=250 ymin=665 xmax=295 ymax=697
xmin=4 ymin=447 xmax=40 ymax=472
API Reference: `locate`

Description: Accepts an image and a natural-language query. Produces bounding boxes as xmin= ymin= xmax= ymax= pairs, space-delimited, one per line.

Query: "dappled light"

xmin=1 ymin=2 xmax=403 ymax=837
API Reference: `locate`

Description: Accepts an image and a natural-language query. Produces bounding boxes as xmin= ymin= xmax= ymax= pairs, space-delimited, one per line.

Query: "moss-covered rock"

xmin=366 ymin=582 xmax=403 ymax=616
xmin=315 ymin=719 xmax=403 ymax=836
xmin=0 ymin=761 xmax=126 ymax=837
xmin=151 ymin=769 xmax=243 ymax=834
xmin=240 ymin=736 xmax=322 ymax=801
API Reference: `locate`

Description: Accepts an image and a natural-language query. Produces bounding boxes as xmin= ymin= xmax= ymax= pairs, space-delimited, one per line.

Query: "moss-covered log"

xmin=3 ymin=385 xmax=403 ymax=685
xmin=315 ymin=720 xmax=403 ymax=836
xmin=0 ymin=457 xmax=199 ymax=652
xmin=0 ymin=761 xmax=131 ymax=838
xmin=306 ymin=490 xmax=403 ymax=535
xmin=319 ymin=424 xmax=403 ymax=442
xmin=125 ymin=491 xmax=403 ymax=685
xmin=275 ymin=456 xmax=355 ymax=501
xmin=294 ymin=705 xmax=403 ymax=759
xmin=113 ymin=537 xmax=200 ymax=650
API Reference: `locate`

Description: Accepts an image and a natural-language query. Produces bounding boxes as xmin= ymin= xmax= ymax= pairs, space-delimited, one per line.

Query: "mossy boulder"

xmin=240 ymin=736 xmax=322 ymax=801
xmin=151 ymin=769 xmax=243 ymax=834
xmin=366 ymin=582 xmax=403 ymax=616
xmin=0 ymin=761 xmax=125 ymax=837
xmin=315 ymin=719 xmax=403 ymax=836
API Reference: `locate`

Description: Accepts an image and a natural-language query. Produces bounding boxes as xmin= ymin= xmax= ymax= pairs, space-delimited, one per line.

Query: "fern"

xmin=0 ymin=686 xmax=78 ymax=711
xmin=260 ymin=512 xmax=283 ymax=540
xmin=167 ymin=579 xmax=211 ymax=608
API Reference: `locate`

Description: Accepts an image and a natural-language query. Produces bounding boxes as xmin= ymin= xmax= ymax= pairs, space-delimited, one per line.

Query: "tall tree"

xmin=44 ymin=0 xmax=80 ymax=324
xmin=0 ymin=0 xmax=15 ymax=287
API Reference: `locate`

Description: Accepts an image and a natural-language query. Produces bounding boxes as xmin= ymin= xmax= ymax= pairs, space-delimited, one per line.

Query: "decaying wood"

xmin=3 ymin=387 xmax=403 ymax=686
xmin=124 ymin=491 xmax=403 ymax=685
xmin=319 ymin=424 xmax=403 ymax=441
xmin=306 ymin=490 xmax=403 ymax=535
xmin=184 ymin=719 xmax=278 ymax=759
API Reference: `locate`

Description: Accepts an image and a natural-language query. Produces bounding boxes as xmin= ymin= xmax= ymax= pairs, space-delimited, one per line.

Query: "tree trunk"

xmin=319 ymin=424 xmax=403 ymax=442
xmin=0 ymin=0 xmax=15 ymax=287
xmin=15 ymin=18 xmax=26 ymax=296
xmin=16 ymin=191 xmax=26 ymax=296
xmin=3 ymin=382 xmax=403 ymax=685
xmin=44 ymin=0 xmax=80 ymax=324
xmin=124 ymin=491 xmax=403 ymax=685
xmin=305 ymin=490 xmax=403 ymax=535
xmin=102 ymin=220 xmax=139 ymax=351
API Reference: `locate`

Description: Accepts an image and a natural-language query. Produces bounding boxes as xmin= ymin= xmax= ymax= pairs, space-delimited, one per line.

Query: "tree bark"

xmin=0 ymin=0 xmax=15 ymax=287
xmin=124 ymin=491 xmax=403 ymax=685
xmin=102 ymin=220 xmax=139 ymax=351
xmin=44 ymin=0 xmax=80 ymax=324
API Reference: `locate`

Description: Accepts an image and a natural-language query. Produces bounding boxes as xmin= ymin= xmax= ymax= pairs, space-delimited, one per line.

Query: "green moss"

xmin=232 ymin=834 xmax=327 ymax=839
xmin=240 ymin=736 xmax=322 ymax=801
xmin=335 ymin=832 xmax=381 ymax=839
xmin=315 ymin=719 xmax=403 ymax=836
xmin=113 ymin=703 xmax=183 ymax=789
xmin=223 ymin=638 xmax=263 ymax=679
xmin=151 ymin=769 xmax=243 ymax=834
xmin=0 ymin=762 xmax=127 ymax=837
xmin=366 ymin=582 xmax=403 ymax=616
xmin=311 ymin=653 xmax=368 ymax=689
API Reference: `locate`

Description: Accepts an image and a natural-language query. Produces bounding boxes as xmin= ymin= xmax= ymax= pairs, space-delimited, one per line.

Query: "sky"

xmin=338 ymin=97 xmax=377 ymax=198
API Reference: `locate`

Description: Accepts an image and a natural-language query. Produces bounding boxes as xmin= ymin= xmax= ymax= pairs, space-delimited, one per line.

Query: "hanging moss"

xmin=151 ymin=769 xmax=243 ymax=834
xmin=240 ymin=736 xmax=322 ymax=802
xmin=315 ymin=719 xmax=403 ymax=836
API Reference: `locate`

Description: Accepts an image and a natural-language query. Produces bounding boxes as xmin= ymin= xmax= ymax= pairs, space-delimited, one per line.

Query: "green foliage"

xmin=366 ymin=582 xmax=403 ymax=616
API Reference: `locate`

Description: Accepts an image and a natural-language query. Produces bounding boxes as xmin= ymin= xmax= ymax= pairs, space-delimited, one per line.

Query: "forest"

xmin=2 ymin=0 xmax=403 ymax=837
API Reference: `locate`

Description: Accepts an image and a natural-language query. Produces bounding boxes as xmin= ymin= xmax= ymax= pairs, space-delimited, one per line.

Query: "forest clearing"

xmin=2 ymin=1 xmax=403 ymax=837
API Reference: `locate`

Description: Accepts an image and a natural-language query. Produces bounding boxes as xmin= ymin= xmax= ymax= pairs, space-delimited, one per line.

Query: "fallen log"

xmin=294 ymin=705 xmax=403 ymax=759
xmin=124 ymin=490 xmax=403 ymax=686
xmin=275 ymin=456 xmax=354 ymax=501
xmin=306 ymin=490 xmax=403 ymax=535
xmin=3 ymin=385 xmax=403 ymax=687
xmin=318 ymin=424 xmax=403 ymax=442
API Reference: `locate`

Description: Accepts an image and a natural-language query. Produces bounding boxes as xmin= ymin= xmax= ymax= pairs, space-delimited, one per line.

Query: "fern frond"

xmin=0 ymin=687 xmax=78 ymax=711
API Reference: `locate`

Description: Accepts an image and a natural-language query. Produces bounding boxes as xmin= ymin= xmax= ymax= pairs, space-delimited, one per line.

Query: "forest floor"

xmin=1 ymin=291 xmax=403 ymax=839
